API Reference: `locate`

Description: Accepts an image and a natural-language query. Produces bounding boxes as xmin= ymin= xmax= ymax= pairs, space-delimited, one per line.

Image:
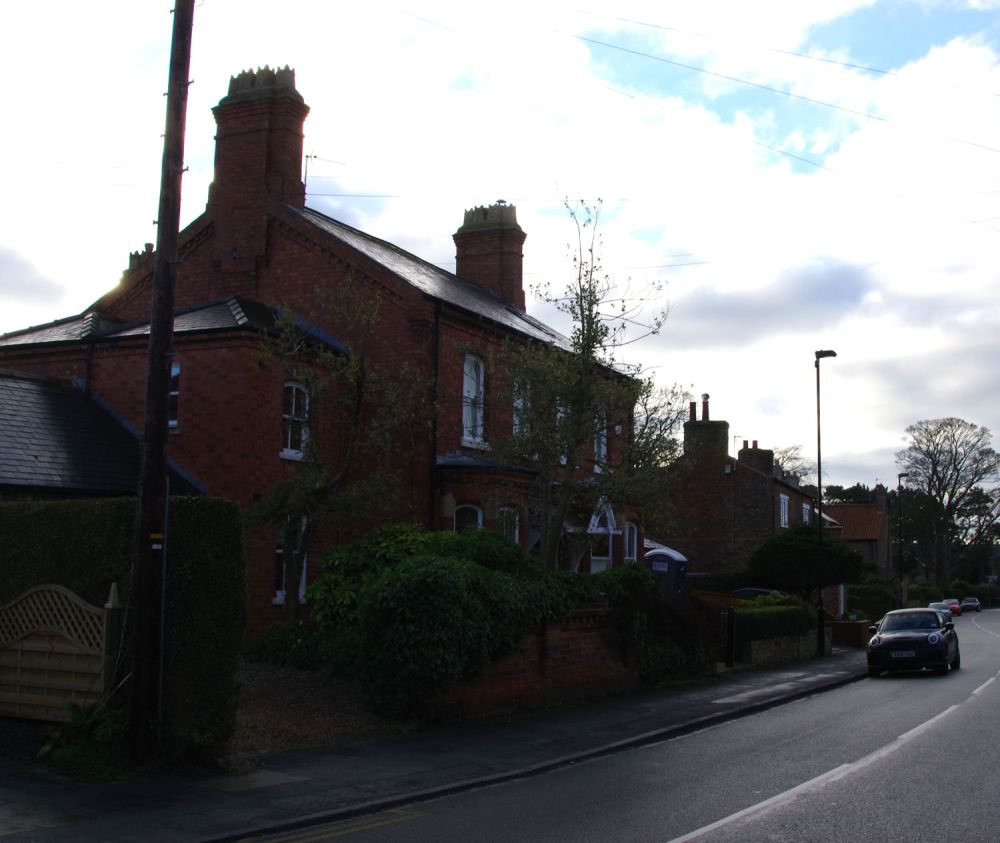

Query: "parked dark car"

xmin=867 ymin=609 xmax=960 ymax=677
xmin=960 ymin=597 xmax=982 ymax=613
xmin=944 ymin=598 xmax=962 ymax=616
xmin=928 ymin=601 xmax=953 ymax=621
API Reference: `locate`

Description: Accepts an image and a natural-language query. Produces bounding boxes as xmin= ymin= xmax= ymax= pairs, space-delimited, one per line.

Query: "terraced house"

xmin=0 ymin=68 xmax=642 ymax=638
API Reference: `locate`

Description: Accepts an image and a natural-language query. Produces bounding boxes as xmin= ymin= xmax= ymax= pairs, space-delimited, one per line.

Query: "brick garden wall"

xmin=433 ymin=604 xmax=639 ymax=717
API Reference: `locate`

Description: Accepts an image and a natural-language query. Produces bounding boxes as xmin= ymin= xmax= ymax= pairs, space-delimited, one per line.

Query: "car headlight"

xmin=927 ymin=633 xmax=940 ymax=645
xmin=869 ymin=636 xmax=881 ymax=648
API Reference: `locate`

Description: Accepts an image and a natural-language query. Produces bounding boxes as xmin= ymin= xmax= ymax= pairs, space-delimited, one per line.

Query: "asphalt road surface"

xmin=250 ymin=609 xmax=1000 ymax=842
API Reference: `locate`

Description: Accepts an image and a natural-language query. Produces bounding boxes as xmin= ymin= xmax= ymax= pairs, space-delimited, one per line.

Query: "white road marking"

xmin=667 ymin=705 xmax=961 ymax=842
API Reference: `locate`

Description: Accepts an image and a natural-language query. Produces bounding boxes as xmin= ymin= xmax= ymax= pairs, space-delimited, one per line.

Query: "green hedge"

xmin=735 ymin=604 xmax=814 ymax=641
xmin=0 ymin=497 xmax=246 ymax=765
xmin=845 ymin=583 xmax=897 ymax=620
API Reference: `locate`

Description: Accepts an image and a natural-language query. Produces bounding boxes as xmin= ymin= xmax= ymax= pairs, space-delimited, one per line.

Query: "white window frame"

xmin=557 ymin=403 xmax=569 ymax=465
xmin=454 ymin=504 xmax=483 ymax=532
xmin=593 ymin=410 xmax=608 ymax=472
xmin=802 ymin=503 xmax=811 ymax=524
xmin=623 ymin=522 xmax=638 ymax=562
xmin=513 ymin=389 xmax=527 ymax=437
xmin=779 ymin=493 xmax=790 ymax=528
xmin=168 ymin=362 xmax=181 ymax=429
xmin=273 ymin=544 xmax=308 ymax=605
xmin=462 ymin=355 xmax=485 ymax=447
xmin=498 ymin=507 xmax=520 ymax=543
xmin=588 ymin=502 xmax=618 ymax=573
xmin=281 ymin=382 xmax=309 ymax=460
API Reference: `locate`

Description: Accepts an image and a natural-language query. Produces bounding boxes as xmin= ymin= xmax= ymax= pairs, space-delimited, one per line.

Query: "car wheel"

xmin=951 ymin=648 xmax=961 ymax=670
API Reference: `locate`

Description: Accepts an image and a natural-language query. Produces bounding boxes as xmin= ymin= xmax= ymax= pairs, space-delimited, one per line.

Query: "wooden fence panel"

xmin=0 ymin=585 xmax=105 ymax=722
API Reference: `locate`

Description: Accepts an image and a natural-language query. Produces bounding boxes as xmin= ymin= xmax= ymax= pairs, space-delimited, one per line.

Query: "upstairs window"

xmin=802 ymin=503 xmax=811 ymax=524
xmin=462 ymin=355 xmax=485 ymax=447
xmin=779 ymin=494 xmax=790 ymax=528
xmin=282 ymin=382 xmax=309 ymax=459
xmin=168 ymin=362 xmax=181 ymax=429
xmin=512 ymin=388 xmax=528 ymax=437
xmin=593 ymin=411 xmax=608 ymax=471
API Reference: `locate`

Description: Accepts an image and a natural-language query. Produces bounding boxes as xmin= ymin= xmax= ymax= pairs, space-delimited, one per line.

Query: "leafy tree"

xmin=824 ymin=483 xmax=873 ymax=504
xmin=896 ymin=417 xmax=1000 ymax=584
xmin=748 ymin=524 xmax=863 ymax=598
xmin=487 ymin=200 xmax=685 ymax=569
xmin=252 ymin=284 xmax=432 ymax=622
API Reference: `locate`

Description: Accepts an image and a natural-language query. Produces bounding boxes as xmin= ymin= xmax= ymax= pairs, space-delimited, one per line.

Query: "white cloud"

xmin=1 ymin=0 xmax=997 ymax=486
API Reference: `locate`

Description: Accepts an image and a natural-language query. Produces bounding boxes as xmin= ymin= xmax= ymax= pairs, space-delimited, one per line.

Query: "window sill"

xmin=462 ymin=436 xmax=488 ymax=450
xmin=280 ymin=449 xmax=305 ymax=461
xmin=272 ymin=593 xmax=308 ymax=605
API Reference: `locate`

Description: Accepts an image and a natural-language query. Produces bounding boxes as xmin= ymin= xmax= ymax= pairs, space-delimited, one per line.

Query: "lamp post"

xmin=815 ymin=349 xmax=837 ymax=656
xmin=897 ymin=472 xmax=909 ymax=608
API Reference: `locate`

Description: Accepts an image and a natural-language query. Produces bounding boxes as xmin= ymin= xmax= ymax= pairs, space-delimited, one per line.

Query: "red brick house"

xmin=0 ymin=67 xmax=641 ymax=639
xmin=824 ymin=485 xmax=890 ymax=577
xmin=654 ymin=395 xmax=819 ymax=580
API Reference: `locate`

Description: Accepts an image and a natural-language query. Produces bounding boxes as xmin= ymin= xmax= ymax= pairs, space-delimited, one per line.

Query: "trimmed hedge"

xmin=0 ymin=497 xmax=246 ymax=765
xmin=735 ymin=604 xmax=815 ymax=641
xmin=845 ymin=583 xmax=896 ymax=621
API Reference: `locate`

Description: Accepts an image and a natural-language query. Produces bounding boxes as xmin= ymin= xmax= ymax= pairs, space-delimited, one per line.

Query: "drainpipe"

xmin=429 ymin=301 xmax=442 ymax=529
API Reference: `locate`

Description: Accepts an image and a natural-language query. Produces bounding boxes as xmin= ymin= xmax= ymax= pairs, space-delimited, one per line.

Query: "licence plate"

xmin=891 ymin=650 xmax=916 ymax=658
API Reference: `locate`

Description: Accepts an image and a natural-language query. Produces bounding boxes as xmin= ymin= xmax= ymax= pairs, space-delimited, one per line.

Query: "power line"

xmin=576 ymin=34 xmax=1000 ymax=155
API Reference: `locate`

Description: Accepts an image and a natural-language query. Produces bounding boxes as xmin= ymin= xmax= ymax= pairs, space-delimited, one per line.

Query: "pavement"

xmin=0 ymin=647 xmax=868 ymax=842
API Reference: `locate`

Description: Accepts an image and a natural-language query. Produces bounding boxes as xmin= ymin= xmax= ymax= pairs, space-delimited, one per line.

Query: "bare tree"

xmin=896 ymin=417 xmax=999 ymax=584
xmin=488 ymin=199 xmax=682 ymax=569
xmin=772 ymin=445 xmax=815 ymax=484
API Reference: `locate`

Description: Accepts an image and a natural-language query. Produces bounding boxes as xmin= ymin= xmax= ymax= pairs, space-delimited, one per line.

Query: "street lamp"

xmin=897 ymin=472 xmax=909 ymax=609
xmin=815 ymin=349 xmax=837 ymax=656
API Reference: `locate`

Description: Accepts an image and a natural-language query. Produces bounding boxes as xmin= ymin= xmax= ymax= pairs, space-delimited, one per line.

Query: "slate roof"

xmin=0 ymin=297 xmax=349 ymax=355
xmin=0 ymin=373 xmax=202 ymax=496
xmin=296 ymin=207 xmax=572 ymax=350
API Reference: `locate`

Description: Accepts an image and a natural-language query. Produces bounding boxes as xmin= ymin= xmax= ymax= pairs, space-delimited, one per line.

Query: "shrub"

xmin=38 ymin=704 xmax=129 ymax=782
xmin=0 ymin=496 xmax=245 ymax=768
xmin=593 ymin=563 xmax=716 ymax=683
xmin=845 ymin=582 xmax=896 ymax=621
xmin=358 ymin=555 xmax=502 ymax=716
xmin=735 ymin=603 xmax=814 ymax=641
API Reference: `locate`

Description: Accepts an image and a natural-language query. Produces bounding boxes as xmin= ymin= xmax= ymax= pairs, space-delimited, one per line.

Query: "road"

xmin=249 ymin=610 xmax=1000 ymax=842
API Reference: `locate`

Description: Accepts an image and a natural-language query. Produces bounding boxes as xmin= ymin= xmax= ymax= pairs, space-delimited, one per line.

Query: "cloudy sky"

xmin=2 ymin=1 xmax=998 ymax=488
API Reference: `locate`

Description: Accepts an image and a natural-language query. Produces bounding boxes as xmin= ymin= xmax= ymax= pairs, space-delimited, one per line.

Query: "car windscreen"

xmin=881 ymin=613 xmax=940 ymax=631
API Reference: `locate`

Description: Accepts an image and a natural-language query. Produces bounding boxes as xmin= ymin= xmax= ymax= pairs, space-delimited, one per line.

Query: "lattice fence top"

xmin=0 ymin=584 xmax=103 ymax=653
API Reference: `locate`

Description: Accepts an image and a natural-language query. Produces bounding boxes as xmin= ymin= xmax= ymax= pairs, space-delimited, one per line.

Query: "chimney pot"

xmin=753 ymin=440 xmax=758 ymax=448
xmin=743 ymin=440 xmax=749 ymax=449
xmin=689 ymin=401 xmax=696 ymax=422
xmin=701 ymin=393 xmax=710 ymax=421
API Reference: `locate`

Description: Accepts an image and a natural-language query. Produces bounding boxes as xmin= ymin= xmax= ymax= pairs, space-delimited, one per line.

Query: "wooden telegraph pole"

xmin=131 ymin=0 xmax=195 ymax=762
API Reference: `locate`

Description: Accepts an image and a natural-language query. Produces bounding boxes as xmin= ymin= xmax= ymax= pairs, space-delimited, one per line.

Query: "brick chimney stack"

xmin=683 ymin=393 xmax=729 ymax=461
xmin=208 ymin=67 xmax=309 ymax=277
xmin=453 ymin=201 xmax=526 ymax=310
xmin=738 ymin=440 xmax=775 ymax=475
